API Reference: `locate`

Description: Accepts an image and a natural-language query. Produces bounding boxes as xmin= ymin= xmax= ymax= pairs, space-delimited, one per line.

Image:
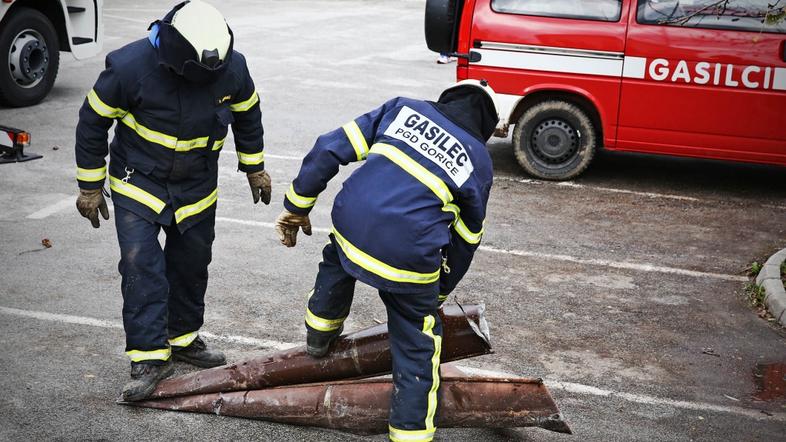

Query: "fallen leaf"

xmin=41 ymin=238 xmax=52 ymax=248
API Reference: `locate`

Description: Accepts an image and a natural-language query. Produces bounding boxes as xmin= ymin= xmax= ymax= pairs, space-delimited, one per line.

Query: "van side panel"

xmin=617 ymin=11 xmax=786 ymax=165
xmin=466 ymin=0 xmax=630 ymax=148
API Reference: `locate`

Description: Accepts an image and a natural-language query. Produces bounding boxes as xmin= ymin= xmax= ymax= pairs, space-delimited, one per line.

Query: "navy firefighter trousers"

xmin=115 ymin=206 xmax=215 ymax=363
xmin=306 ymin=235 xmax=443 ymax=440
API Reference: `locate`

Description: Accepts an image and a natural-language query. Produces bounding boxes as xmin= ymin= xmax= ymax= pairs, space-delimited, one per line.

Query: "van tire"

xmin=424 ymin=0 xmax=462 ymax=54
xmin=512 ymin=100 xmax=597 ymax=180
xmin=0 ymin=7 xmax=60 ymax=107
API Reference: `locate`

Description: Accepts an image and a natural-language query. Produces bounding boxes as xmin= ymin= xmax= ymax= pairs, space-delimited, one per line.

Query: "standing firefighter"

xmin=275 ymin=80 xmax=498 ymax=441
xmin=74 ymin=0 xmax=271 ymax=401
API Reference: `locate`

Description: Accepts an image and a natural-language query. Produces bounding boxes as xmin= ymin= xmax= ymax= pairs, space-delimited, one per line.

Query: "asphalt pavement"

xmin=1 ymin=1 xmax=785 ymax=441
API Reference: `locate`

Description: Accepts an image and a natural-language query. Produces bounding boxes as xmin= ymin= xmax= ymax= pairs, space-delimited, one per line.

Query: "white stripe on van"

xmin=622 ymin=56 xmax=647 ymax=79
xmin=773 ymin=68 xmax=786 ymax=91
xmin=474 ymin=48 xmax=624 ymax=77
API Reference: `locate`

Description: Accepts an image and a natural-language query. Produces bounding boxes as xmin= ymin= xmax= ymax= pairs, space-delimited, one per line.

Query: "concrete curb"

xmin=755 ymin=248 xmax=786 ymax=326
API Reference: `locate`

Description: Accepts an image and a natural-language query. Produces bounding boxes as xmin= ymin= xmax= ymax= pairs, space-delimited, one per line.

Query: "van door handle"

xmin=451 ymin=51 xmax=482 ymax=63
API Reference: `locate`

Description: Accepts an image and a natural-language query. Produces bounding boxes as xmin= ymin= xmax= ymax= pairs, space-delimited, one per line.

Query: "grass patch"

xmin=746 ymin=282 xmax=767 ymax=309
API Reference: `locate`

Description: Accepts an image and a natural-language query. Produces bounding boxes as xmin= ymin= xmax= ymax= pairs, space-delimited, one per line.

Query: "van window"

xmin=491 ymin=0 xmax=623 ymax=22
xmin=637 ymin=0 xmax=786 ymax=34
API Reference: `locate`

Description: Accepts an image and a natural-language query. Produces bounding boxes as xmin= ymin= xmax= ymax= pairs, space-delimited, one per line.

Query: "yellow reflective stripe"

xmin=454 ymin=217 xmax=484 ymax=244
xmin=286 ymin=183 xmax=317 ymax=209
xmin=175 ymin=188 xmax=218 ymax=224
xmin=370 ymin=144 xmax=453 ymax=205
xmin=76 ymin=165 xmax=107 ymax=182
xmin=342 ymin=121 xmax=369 ymax=161
xmin=437 ymin=294 xmax=448 ymax=302
xmin=212 ymin=138 xmax=225 ymax=151
xmin=168 ymin=331 xmax=199 ymax=348
xmin=86 ymin=89 xmax=127 ymax=119
xmin=441 ymin=203 xmax=459 ymax=225
xmin=120 ymin=113 xmax=209 ymax=152
xmin=422 ymin=314 xmax=441 ymax=431
xmin=109 ymin=175 xmax=166 ymax=213
xmin=229 ymin=91 xmax=259 ymax=112
xmin=332 ymin=228 xmax=440 ymax=284
xmin=126 ymin=348 xmax=171 ymax=362
xmin=305 ymin=308 xmax=345 ymax=332
xmin=388 ymin=425 xmax=435 ymax=442
xmin=237 ymin=150 xmax=264 ymax=166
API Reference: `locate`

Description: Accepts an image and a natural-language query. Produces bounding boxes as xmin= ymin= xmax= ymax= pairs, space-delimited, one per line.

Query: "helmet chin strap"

xmin=201 ymin=49 xmax=220 ymax=68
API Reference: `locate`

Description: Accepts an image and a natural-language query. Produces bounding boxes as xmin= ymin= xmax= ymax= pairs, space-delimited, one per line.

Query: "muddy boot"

xmin=306 ymin=325 xmax=343 ymax=358
xmin=172 ymin=337 xmax=226 ymax=368
xmin=121 ymin=360 xmax=174 ymax=402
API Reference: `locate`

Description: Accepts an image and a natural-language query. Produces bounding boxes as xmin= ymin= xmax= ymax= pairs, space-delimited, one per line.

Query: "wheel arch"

xmin=508 ymin=85 xmax=604 ymax=148
xmin=5 ymin=0 xmax=69 ymax=52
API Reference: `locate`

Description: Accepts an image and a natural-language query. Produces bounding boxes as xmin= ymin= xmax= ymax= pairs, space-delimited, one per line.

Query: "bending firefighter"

xmin=74 ymin=1 xmax=271 ymax=401
xmin=275 ymin=80 xmax=498 ymax=441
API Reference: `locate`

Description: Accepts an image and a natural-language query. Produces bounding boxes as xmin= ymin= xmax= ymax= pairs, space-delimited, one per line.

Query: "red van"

xmin=426 ymin=0 xmax=786 ymax=179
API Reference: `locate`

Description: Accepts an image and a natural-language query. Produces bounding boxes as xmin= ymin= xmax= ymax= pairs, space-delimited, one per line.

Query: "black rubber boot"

xmin=121 ymin=360 xmax=174 ymax=402
xmin=172 ymin=336 xmax=226 ymax=368
xmin=306 ymin=325 xmax=343 ymax=358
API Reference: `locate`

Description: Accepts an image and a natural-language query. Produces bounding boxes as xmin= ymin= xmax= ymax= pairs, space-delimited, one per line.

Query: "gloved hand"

xmin=76 ymin=188 xmax=109 ymax=228
xmin=275 ymin=209 xmax=312 ymax=247
xmin=247 ymin=170 xmax=272 ymax=205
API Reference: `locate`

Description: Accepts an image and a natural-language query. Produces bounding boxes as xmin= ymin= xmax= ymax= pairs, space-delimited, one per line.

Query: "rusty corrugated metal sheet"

xmin=131 ymin=376 xmax=571 ymax=434
xmin=150 ymin=304 xmax=492 ymax=399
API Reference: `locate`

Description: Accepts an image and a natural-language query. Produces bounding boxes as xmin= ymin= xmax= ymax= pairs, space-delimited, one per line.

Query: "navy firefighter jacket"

xmin=284 ymin=97 xmax=493 ymax=297
xmin=75 ymin=38 xmax=265 ymax=232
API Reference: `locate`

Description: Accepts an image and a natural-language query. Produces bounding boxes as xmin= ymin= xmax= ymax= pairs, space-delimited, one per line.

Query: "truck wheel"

xmin=0 ymin=7 xmax=60 ymax=107
xmin=512 ymin=100 xmax=597 ymax=180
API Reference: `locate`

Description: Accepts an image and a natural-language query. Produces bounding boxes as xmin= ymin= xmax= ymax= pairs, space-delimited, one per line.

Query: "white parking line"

xmin=215 ymin=216 xmax=746 ymax=282
xmin=1 ymin=305 xmax=783 ymax=422
xmin=480 ymin=245 xmax=748 ymax=282
xmin=458 ymin=366 xmax=785 ymax=422
xmin=495 ymin=176 xmax=700 ymax=202
xmin=26 ymin=196 xmax=76 ymax=219
xmin=103 ymin=14 xmax=155 ymax=24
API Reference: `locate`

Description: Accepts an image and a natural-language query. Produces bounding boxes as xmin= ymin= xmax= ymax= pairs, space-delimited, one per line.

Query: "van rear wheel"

xmin=512 ymin=100 xmax=596 ymax=180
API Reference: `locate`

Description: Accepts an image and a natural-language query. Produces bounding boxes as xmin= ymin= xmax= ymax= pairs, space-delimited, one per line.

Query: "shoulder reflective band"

xmin=76 ymin=165 xmax=107 ymax=182
xmin=332 ymin=228 xmax=440 ymax=284
xmin=305 ymin=307 xmax=346 ymax=332
xmin=126 ymin=347 xmax=171 ymax=362
xmin=109 ymin=175 xmax=166 ymax=214
xmin=422 ymin=314 xmax=442 ymax=432
xmin=369 ymin=143 xmax=453 ymax=206
xmin=388 ymin=425 xmax=435 ymax=442
xmin=86 ymin=89 xmax=127 ymax=119
xmin=286 ymin=183 xmax=317 ymax=209
xmin=454 ymin=217 xmax=483 ymax=244
xmin=168 ymin=331 xmax=199 ymax=348
xmin=175 ymin=188 xmax=218 ymax=224
xmin=212 ymin=138 xmax=225 ymax=151
xmin=237 ymin=150 xmax=264 ymax=165
xmin=342 ymin=120 xmax=370 ymax=161
xmin=119 ymin=113 xmax=210 ymax=152
xmin=229 ymin=91 xmax=259 ymax=112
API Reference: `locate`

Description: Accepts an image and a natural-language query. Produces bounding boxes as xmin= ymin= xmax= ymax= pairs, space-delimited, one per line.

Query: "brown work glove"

xmin=247 ymin=170 xmax=272 ymax=205
xmin=275 ymin=209 xmax=312 ymax=247
xmin=76 ymin=188 xmax=109 ymax=228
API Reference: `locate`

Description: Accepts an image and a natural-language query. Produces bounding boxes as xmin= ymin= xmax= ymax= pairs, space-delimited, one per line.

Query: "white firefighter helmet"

xmin=440 ymin=79 xmax=500 ymax=118
xmin=171 ymin=0 xmax=231 ymax=62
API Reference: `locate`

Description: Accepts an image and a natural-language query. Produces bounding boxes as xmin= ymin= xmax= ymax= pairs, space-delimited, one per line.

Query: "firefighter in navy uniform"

xmin=74 ymin=0 xmax=271 ymax=401
xmin=275 ymin=80 xmax=499 ymax=441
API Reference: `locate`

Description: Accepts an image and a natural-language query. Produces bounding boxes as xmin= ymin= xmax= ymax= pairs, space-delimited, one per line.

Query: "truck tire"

xmin=512 ymin=100 xmax=597 ymax=180
xmin=0 ymin=7 xmax=60 ymax=107
xmin=424 ymin=0 xmax=463 ymax=54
